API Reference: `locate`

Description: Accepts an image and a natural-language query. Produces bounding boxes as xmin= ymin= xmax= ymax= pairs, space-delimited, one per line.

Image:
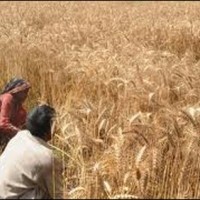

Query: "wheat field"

xmin=1 ymin=1 xmax=200 ymax=199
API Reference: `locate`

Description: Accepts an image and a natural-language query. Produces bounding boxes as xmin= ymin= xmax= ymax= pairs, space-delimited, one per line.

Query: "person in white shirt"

xmin=0 ymin=104 xmax=63 ymax=199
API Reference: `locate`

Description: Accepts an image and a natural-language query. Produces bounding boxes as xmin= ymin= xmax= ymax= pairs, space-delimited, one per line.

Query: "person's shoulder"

xmin=38 ymin=147 xmax=54 ymax=168
xmin=7 ymin=130 xmax=28 ymax=144
xmin=1 ymin=93 xmax=13 ymax=102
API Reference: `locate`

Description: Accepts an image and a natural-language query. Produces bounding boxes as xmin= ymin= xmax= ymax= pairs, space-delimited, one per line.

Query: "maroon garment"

xmin=0 ymin=93 xmax=27 ymax=137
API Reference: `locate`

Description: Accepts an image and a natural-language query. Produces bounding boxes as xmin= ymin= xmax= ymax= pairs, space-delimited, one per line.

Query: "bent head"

xmin=14 ymin=88 xmax=29 ymax=103
xmin=1 ymin=77 xmax=31 ymax=103
xmin=26 ymin=105 xmax=56 ymax=142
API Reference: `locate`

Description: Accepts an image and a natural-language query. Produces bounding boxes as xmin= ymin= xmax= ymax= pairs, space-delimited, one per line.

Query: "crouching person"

xmin=0 ymin=104 xmax=63 ymax=199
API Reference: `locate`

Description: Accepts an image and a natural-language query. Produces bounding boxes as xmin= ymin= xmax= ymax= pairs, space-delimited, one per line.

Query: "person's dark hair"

xmin=1 ymin=77 xmax=29 ymax=94
xmin=26 ymin=105 xmax=56 ymax=139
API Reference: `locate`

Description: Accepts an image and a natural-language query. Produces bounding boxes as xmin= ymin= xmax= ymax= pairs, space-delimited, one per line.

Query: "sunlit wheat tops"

xmin=1 ymin=1 xmax=200 ymax=198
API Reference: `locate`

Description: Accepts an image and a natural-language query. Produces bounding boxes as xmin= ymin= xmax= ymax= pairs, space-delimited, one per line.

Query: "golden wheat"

xmin=1 ymin=1 xmax=200 ymax=199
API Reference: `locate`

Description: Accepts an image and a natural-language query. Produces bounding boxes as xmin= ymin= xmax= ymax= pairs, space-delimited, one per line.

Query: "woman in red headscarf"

xmin=0 ymin=78 xmax=31 ymax=148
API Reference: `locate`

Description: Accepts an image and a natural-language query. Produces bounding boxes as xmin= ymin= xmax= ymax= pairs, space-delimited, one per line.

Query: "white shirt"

xmin=0 ymin=130 xmax=63 ymax=199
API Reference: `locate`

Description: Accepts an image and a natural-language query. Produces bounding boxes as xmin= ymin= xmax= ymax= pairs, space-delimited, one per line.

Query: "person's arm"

xmin=0 ymin=93 xmax=20 ymax=136
xmin=15 ymin=106 xmax=27 ymax=129
xmin=52 ymin=155 xmax=64 ymax=199
xmin=42 ymin=153 xmax=64 ymax=199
